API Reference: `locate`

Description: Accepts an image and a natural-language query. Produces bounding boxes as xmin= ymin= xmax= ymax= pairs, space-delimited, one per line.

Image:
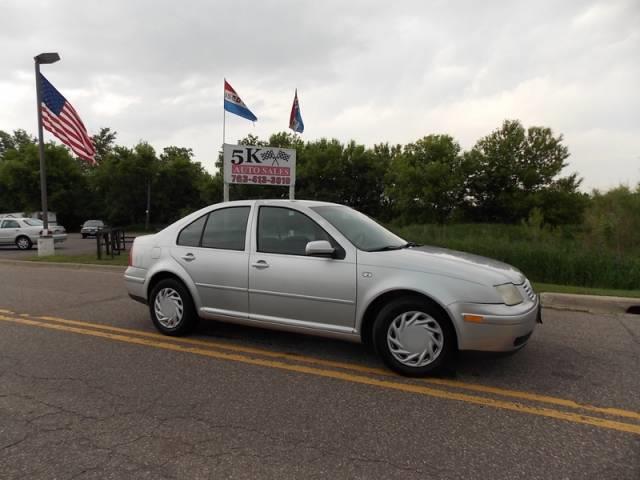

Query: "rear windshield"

xmin=23 ymin=219 xmax=43 ymax=226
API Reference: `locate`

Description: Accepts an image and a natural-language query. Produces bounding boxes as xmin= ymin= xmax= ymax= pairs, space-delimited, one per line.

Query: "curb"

xmin=0 ymin=258 xmax=126 ymax=273
xmin=541 ymin=292 xmax=640 ymax=315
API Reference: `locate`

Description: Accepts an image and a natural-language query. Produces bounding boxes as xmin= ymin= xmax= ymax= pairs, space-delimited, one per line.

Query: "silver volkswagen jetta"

xmin=125 ymin=200 xmax=540 ymax=376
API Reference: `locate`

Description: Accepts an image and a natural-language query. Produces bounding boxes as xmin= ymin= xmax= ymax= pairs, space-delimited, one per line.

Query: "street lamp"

xmin=34 ymin=52 xmax=60 ymax=245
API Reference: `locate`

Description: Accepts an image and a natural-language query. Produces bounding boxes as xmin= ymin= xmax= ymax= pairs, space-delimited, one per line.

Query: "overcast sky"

xmin=1 ymin=0 xmax=638 ymax=190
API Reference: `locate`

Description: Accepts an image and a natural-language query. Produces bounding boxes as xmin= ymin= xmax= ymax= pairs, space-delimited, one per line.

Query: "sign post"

xmin=223 ymin=144 xmax=296 ymax=201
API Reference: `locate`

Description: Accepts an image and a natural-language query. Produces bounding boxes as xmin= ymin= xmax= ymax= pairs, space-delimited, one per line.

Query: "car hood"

xmin=361 ymin=245 xmax=525 ymax=286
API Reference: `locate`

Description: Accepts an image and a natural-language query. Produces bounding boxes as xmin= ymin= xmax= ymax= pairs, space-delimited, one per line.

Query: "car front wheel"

xmin=15 ymin=236 xmax=32 ymax=250
xmin=373 ymin=297 xmax=455 ymax=377
xmin=149 ymin=278 xmax=197 ymax=336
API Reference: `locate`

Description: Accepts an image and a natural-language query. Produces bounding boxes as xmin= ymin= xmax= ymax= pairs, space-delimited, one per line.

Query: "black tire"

xmin=372 ymin=296 xmax=455 ymax=377
xmin=15 ymin=235 xmax=32 ymax=250
xmin=149 ymin=278 xmax=198 ymax=336
xmin=81 ymin=234 xmax=87 ymax=239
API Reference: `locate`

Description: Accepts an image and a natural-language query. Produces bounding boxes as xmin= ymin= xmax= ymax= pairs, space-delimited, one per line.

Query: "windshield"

xmin=84 ymin=220 xmax=103 ymax=226
xmin=23 ymin=219 xmax=43 ymax=226
xmin=312 ymin=206 xmax=406 ymax=252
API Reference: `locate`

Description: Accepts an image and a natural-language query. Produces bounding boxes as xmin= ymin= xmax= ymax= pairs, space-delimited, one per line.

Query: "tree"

xmin=0 ymin=140 xmax=90 ymax=226
xmin=154 ymin=146 xmax=211 ymax=223
xmin=386 ymin=135 xmax=470 ymax=224
xmin=464 ymin=120 xmax=577 ymax=223
xmin=0 ymin=129 xmax=36 ymax=160
xmin=91 ymin=127 xmax=117 ymax=163
xmin=91 ymin=142 xmax=159 ymax=225
xmin=584 ymin=185 xmax=640 ymax=255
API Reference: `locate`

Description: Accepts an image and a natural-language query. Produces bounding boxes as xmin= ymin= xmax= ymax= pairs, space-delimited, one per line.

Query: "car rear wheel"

xmin=372 ymin=296 xmax=455 ymax=377
xmin=15 ymin=236 xmax=32 ymax=250
xmin=149 ymin=278 xmax=197 ymax=336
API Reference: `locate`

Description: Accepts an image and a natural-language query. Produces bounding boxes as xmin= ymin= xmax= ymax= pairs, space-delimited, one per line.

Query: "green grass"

xmin=26 ymin=254 xmax=128 ymax=266
xmin=391 ymin=223 xmax=640 ymax=291
xmin=533 ymin=282 xmax=640 ymax=299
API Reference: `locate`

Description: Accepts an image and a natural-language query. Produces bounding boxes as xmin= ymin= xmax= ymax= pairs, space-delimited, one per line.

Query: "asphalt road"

xmin=0 ymin=262 xmax=638 ymax=479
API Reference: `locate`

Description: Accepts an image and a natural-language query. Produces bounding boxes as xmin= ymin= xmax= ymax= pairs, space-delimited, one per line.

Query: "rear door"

xmin=170 ymin=206 xmax=252 ymax=317
xmin=0 ymin=219 xmax=20 ymax=244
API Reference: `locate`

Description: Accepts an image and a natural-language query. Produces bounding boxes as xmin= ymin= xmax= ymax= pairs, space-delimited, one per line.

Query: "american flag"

xmin=39 ymin=74 xmax=96 ymax=165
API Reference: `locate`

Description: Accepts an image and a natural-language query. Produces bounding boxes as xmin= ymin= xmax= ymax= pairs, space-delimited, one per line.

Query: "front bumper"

xmin=448 ymin=296 xmax=540 ymax=352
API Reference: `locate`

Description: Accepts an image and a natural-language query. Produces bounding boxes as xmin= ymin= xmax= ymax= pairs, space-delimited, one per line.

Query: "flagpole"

xmin=223 ymin=82 xmax=229 ymax=202
xmin=35 ymin=60 xmax=49 ymax=235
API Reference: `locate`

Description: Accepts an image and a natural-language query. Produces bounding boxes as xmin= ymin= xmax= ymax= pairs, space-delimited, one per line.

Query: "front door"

xmin=171 ymin=206 xmax=252 ymax=317
xmin=248 ymin=206 xmax=357 ymax=331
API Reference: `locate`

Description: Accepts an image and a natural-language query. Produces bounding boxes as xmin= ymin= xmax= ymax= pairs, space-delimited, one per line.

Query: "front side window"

xmin=201 ymin=207 xmax=250 ymax=251
xmin=258 ymin=207 xmax=332 ymax=256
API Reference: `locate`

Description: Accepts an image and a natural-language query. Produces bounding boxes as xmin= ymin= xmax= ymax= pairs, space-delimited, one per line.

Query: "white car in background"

xmin=0 ymin=217 xmax=67 ymax=250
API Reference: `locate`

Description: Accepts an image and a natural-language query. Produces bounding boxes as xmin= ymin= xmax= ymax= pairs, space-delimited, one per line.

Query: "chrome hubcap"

xmin=154 ymin=288 xmax=184 ymax=329
xmin=17 ymin=238 xmax=29 ymax=249
xmin=387 ymin=311 xmax=444 ymax=367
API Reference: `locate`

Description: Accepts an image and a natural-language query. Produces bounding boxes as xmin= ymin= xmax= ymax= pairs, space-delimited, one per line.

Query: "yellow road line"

xmin=1 ymin=314 xmax=639 ymax=436
xmin=33 ymin=314 xmax=640 ymax=421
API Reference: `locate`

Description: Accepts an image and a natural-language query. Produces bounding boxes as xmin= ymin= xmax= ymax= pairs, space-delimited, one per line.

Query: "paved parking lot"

xmin=0 ymin=233 xmax=100 ymax=258
xmin=0 ymin=262 xmax=638 ymax=479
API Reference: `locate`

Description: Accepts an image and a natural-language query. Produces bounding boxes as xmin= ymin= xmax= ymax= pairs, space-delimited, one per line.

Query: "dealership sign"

xmin=223 ymin=144 xmax=296 ymax=188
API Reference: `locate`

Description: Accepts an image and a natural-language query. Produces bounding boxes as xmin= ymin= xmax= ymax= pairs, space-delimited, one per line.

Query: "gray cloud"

xmin=0 ymin=0 xmax=638 ymax=189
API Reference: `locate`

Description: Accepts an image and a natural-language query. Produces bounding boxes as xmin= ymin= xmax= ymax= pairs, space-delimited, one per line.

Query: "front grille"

xmin=521 ymin=280 xmax=536 ymax=301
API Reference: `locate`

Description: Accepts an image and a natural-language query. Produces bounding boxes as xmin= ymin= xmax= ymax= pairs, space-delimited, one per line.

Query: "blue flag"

xmin=224 ymin=80 xmax=257 ymax=122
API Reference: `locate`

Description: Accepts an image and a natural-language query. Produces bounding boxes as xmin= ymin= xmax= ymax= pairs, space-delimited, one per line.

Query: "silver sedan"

xmin=0 ymin=217 xmax=67 ymax=250
xmin=125 ymin=200 xmax=540 ymax=376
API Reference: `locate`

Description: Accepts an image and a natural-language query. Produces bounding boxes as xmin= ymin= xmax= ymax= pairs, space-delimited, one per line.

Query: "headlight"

xmin=495 ymin=284 xmax=523 ymax=306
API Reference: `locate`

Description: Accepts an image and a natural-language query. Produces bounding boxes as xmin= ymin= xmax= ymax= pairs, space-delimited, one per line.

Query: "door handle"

xmin=181 ymin=253 xmax=196 ymax=262
xmin=251 ymin=260 xmax=270 ymax=269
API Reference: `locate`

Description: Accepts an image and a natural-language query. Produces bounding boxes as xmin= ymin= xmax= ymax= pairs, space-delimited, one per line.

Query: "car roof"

xmin=219 ymin=199 xmax=343 ymax=208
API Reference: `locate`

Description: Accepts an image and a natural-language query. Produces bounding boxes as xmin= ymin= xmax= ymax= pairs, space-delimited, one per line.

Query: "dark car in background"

xmin=81 ymin=220 xmax=105 ymax=238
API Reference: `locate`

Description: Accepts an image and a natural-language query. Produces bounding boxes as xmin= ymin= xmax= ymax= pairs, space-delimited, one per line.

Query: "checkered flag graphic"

xmin=276 ymin=151 xmax=291 ymax=162
xmin=260 ymin=150 xmax=276 ymax=162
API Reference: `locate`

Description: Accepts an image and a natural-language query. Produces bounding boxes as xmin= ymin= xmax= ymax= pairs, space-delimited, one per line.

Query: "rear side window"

xmin=1 ymin=220 xmax=20 ymax=228
xmin=201 ymin=207 xmax=250 ymax=251
xmin=177 ymin=215 xmax=207 ymax=247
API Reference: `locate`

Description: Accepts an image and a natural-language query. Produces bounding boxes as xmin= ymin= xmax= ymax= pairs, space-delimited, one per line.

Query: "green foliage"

xmin=464 ymin=120 xmax=580 ymax=223
xmin=584 ymin=185 xmax=640 ymax=256
xmin=0 ymin=137 xmax=90 ymax=227
xmin=391 ymin=223 xmax=640 ymax=290
xmin=386 ymin=135 xmax=471 ymax=224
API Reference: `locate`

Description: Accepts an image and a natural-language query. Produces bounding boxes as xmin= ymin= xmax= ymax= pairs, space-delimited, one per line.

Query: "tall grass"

xmin=390 ymin=223 xmax=640 ymax=290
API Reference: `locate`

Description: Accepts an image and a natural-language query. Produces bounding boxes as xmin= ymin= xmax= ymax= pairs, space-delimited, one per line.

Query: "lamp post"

xmin=34 ymin=52 xmax=60 ymax=239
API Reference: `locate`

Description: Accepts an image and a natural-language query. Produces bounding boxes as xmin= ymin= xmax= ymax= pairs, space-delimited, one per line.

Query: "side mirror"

xmin=305 ymin=240 xmax=335 ymax=257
